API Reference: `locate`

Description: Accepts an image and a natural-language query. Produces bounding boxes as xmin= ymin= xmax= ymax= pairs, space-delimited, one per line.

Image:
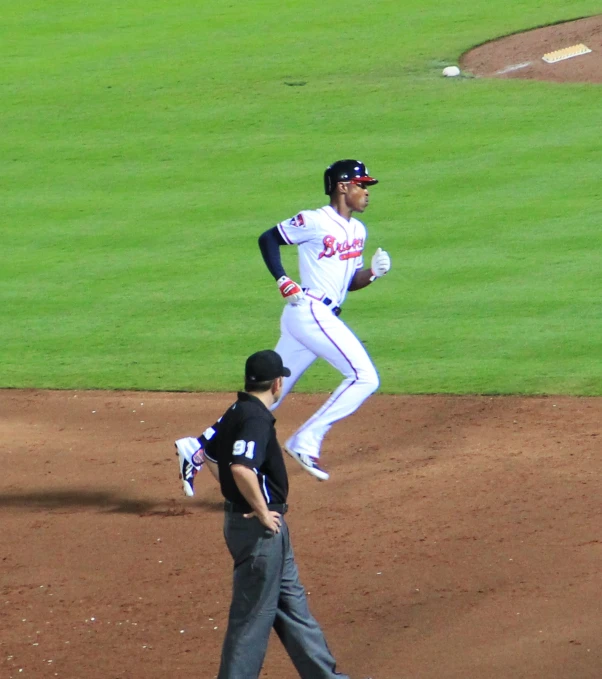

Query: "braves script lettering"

xmin=318 ymin=235 xmax=364 ymax=260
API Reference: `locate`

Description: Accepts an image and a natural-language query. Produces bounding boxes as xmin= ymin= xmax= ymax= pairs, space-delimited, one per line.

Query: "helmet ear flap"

xmin=324 ymin=169 xmax=333 ymax=195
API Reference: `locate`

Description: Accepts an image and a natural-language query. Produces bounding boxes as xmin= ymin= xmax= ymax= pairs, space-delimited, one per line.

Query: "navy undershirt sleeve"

xmin=258 ymin=226 xmax=287 ymax=280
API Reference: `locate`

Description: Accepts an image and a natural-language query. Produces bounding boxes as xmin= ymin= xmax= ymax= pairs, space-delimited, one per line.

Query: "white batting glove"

xmin=370 ymin=247 xmax=391 ymax=278
xmin=277 ymin=276 xmax=305 ymax=305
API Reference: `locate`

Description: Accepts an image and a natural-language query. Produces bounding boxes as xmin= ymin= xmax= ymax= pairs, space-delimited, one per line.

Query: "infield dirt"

xmin=461 ymin=14 xmax=602 ymax=83
xmin=1 ymin=389 xmax=601 ymax=679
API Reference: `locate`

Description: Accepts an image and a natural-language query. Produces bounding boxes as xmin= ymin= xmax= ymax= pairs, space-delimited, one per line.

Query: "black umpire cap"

xmin=323 ymin=159 xmax=378 ymax=195
xmin=245 ymin=350 xmax=291 ymax=383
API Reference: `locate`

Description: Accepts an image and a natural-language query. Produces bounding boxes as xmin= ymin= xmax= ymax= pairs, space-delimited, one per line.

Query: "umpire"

xmin=203 ymin=349 xmax=358 ymax=679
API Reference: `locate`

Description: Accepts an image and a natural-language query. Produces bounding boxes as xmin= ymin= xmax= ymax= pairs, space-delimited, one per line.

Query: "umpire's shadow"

xmin=0 ymin=489 xmax=223 ymax=515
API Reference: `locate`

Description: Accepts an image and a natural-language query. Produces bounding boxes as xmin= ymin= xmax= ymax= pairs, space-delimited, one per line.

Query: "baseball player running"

xmin=257 ymin=160 xmax=391 ymax=481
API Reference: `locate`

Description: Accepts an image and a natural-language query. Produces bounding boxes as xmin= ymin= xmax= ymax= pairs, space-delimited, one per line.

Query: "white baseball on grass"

xmin=442 ymin=66 xmax=461 ymax=77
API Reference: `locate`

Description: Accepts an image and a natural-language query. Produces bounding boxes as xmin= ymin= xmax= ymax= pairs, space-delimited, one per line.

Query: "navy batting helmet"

xmin=323 ymin=159 xmax=378 ymax=195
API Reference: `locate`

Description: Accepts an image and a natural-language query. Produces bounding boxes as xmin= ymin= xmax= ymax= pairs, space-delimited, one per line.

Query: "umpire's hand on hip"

xmin=244 ymin=509 xmax=282 ymax=534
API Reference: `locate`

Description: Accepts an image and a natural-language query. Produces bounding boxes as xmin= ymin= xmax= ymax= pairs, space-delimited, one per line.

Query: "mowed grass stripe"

xmin=1 ymin=1 xmax=601 ymax=392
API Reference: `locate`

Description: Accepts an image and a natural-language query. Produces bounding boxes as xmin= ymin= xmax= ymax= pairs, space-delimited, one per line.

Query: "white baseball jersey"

xmin=277 ymin=205 xmax=366 ymax=306
xmin=271 ymin=203 xmax=379 ymax=464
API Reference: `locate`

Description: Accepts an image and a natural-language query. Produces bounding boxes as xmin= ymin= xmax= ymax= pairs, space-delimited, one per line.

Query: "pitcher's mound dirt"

xmin=461 ymin=15 xmax=602 ymax=83
xmin=1 ymin=389 xmax=601 ymax=679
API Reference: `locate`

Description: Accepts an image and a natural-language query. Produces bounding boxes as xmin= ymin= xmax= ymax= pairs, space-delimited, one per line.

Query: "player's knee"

xmin=368 ymin=372 xmax=380 ymax=394
xmin=358 ymin=367 xmax=379 ymax=394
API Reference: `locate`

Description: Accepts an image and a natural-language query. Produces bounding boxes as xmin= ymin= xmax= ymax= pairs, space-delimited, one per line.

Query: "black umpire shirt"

xmin=200 ymin=392 xmax=289 ymax=511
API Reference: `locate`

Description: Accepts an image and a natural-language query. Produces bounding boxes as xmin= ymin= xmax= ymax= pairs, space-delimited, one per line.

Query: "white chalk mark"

xmin=496 ymin=62 xmax=532 ymax=75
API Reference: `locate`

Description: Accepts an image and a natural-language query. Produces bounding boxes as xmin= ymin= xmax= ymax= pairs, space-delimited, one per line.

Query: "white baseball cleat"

xmin=175 ymin=437 xmax=204 ymax=497
xmin=284 ymin=446 xmax=329 ymax=481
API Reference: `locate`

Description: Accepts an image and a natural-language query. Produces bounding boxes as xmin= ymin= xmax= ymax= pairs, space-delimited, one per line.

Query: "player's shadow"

xmin=0 ymin=489 xmax=223 ymax=515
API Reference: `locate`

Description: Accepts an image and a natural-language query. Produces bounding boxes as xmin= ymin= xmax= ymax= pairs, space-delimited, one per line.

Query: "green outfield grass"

xmin=2 ymin=1 xmax=601 ymax=393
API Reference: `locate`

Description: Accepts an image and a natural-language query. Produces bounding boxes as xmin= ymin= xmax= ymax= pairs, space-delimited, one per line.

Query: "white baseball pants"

xmin=272 ymin=298 xmax=379 ymax=459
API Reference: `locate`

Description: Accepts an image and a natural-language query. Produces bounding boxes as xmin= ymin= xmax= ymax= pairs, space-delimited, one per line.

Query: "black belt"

xmin=302 ymin=289 xmax=342 ymax=316
xmin=224 ymin=500 xmax=288 ymax=515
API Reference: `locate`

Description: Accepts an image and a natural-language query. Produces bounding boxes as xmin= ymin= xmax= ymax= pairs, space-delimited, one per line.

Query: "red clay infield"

xmin=1 ymin=389 xmax=601 ymax=679
xmin=461 ymin=15 xmax=602 ymax=83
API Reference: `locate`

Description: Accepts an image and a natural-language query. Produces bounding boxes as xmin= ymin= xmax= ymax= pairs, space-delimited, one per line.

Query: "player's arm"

xmin=258 ymin=226 xmax=287 ymax=279
xmin=348 ymin=268 xmax=375 ymax=291
xmin=348 ymin=247 xmax=391 ymax=291
xmin=258 ymin=226 xmax=304 ymax=305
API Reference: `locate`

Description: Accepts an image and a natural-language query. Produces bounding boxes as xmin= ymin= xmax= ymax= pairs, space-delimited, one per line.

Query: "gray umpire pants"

xmin=217 ymin=512 xmax=349 ymax=679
